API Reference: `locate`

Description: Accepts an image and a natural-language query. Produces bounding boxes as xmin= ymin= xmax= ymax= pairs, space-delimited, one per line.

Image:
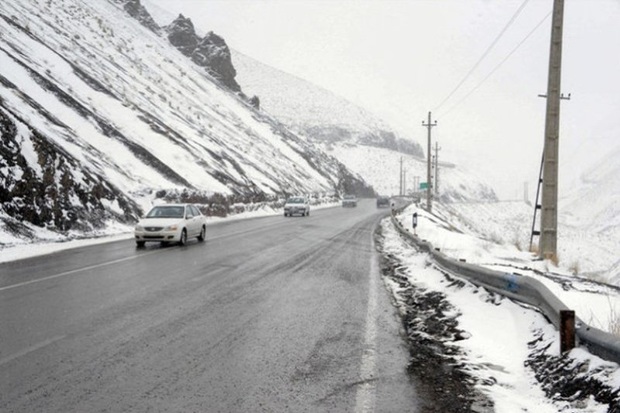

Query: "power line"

xmin=438 ymin=10 xmax=552 ymax=120
xmin=433 ymin=0 xmax=531 ymax=113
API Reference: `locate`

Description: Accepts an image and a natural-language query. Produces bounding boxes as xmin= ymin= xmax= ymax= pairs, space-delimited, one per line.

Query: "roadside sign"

xmin=419 ymin=182 xmax=428 ymax=190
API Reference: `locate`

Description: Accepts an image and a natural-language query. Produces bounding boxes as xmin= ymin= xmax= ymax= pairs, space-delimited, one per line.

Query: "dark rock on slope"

xmin=166 ymin=14 xmax=240 ymax=92
xmin=122 ymin=0 xmax=160 ymax=33
xmin=0 ymin=104 xmax=141 ymax=233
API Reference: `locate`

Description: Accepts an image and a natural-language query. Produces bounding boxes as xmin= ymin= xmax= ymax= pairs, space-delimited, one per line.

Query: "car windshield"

xmin=287 ymin=197 xmax=304 ymax=204
xmin=146 ymin=206 xmax=185 ymax=218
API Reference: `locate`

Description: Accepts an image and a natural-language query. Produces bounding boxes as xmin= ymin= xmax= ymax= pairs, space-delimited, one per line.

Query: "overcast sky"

xmin=145 ymin=0 xmax=620 ymax=199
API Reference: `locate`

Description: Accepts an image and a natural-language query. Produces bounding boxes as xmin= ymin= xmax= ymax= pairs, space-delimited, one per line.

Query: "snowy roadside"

xmin=0 ymin=202 xmax=340 ymax=264
xmin=380 ymin=202 xmax=620 ymax=412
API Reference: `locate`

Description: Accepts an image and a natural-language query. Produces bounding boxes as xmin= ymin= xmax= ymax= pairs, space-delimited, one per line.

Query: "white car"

xmin=283 ymin=196 xmax=310 ymax=217
xmin=134 ymin=204 xmax=207 ymax=247
xmin=342 ymin=194 xmax=357 ymax=207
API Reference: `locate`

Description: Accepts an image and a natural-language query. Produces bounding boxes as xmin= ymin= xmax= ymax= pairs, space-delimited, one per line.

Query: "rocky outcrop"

xmin=111 ymin=0 xmax=159 ymax=33
xmin=166 ymin=15 xmax=241 ymax=92
xmin=122 ymin=0 xmax=160 ymax=33
xmin=117 ymin=3 xmax=253 ymax=98
xmin=192 ymin=31 xmax=240 ymax=92
xmin=166 ymin=14 xmax=198 ymax=57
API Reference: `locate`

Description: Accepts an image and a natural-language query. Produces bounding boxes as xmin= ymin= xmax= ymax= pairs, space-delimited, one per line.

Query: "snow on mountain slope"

xmin=232 ymin=49 xmax=385 ymax=131
xmin=557 ymin=143 xmax=620 ymax=283
xmin=562 ymin=144 xmax=620 ymax=232
xmin=231 ymin=49 xmax=424 ymax=157
xmin=0 ymin=0 xmax=371 ymax=242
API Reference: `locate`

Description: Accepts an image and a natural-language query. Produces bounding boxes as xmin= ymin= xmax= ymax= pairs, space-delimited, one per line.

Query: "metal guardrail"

xmin=390 ymin=213 xmax=620 ymax=365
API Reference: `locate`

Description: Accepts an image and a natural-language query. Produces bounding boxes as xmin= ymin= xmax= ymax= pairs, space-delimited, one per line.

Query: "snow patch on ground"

xmin=381 ymin=200 xmax=620 ymax=411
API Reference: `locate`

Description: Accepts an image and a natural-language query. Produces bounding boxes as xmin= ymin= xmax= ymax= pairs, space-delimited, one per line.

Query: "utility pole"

xmin=540 ymin=0 xmax=566 ymax=260
xmin=431 ymin=155 xmax=435 ymax=197
xmin=399 ymin=156 xmax=403 ymax=196
xmin=434 ymin=142 xmax=441 ymax=195
xmin=422 ymin=112 xmax=437 ymax=213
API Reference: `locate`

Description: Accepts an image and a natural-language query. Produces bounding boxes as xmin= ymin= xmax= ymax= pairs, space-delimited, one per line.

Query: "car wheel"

xmin=179 ymin=229 xmax=187 ymax=246
xmin=198 ymin=226 xmax=206 ymax=242
xmin=136 ymin=241 xmax=145 ymax=248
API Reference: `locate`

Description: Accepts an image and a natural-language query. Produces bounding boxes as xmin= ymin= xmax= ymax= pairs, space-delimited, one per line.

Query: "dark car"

xmin=376 ymin=196 xmax=390 ymax=208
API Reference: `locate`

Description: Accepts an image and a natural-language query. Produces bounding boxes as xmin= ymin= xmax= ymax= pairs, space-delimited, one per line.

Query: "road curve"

xmin=0 ymin=200 xmax=418 ymax=412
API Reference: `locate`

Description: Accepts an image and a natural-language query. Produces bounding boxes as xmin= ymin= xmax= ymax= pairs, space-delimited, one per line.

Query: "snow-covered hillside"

xmin=232 ymin=50 xmax=424 ymax=158
xmin=558 ymin=144 xmax=620 ymax=284
xmin=0 ymin=0 xmax=371 ymax=243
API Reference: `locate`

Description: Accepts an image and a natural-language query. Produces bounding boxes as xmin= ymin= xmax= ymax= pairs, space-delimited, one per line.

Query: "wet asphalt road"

xmin=0 ymin=200 xmax=418 ymax=412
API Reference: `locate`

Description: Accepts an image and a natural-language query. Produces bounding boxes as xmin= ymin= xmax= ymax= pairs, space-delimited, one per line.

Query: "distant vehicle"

xmin=134 ymin=204 xmax=207 ymax=247
xmin=284 ymin=196 xmax=310 ymax=217
xmin=342 ymin=194 xmax=357 ymax=208
xmin=376 ymin=196 xmax=390 ymax=208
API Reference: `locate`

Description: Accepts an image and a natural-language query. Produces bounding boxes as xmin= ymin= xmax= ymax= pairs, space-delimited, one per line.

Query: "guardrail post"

xmin=560 ymin=310 xmax=575 ymax=353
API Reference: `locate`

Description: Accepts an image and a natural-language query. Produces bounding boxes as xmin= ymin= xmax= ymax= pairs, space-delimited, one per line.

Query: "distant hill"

xmin=232 ymin=50 xmax=424 ymax=158
xmin=558 ymin=145 xmax=620 ymax=282
xmin=325 ymin=143 xmax=496 ymax=202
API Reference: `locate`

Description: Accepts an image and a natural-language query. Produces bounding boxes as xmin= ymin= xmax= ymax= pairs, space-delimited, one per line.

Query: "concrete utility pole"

xmin=434 ymin=142 xmax=441 ymax=195
xmin=422 ymin=112 xmax=437 ymax=213
xmin=399 ymin=156 xmax=403 ymax=196
xmin=540 ymin=0 xmax=565 ymax=260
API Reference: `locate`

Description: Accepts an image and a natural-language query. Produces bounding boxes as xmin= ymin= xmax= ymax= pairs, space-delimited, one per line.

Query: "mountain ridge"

xmin=0 ymin=0 xmax=372 ymax=243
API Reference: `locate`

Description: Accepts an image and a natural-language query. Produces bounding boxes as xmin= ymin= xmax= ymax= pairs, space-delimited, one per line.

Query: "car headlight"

xmin=165 ymin=224 xmax=179 ymax=231
xmin=135 ymin=225 xmax=144 ymax=231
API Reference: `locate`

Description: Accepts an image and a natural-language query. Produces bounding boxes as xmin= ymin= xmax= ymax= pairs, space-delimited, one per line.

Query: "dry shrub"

xmin=488 ymin=232 xmax=503 ymax=245
xmin=513 ymin=231 xmax=523 ymax=251
xmin=587 ymin=297 xmax=620 ymax=337
xmin=609 ymin=313 xmax=620 ymax=337
xmin=607 ymin=297 xmax=620 ymax=337
xmin=569 ymin=260 xmax=580 ymax=276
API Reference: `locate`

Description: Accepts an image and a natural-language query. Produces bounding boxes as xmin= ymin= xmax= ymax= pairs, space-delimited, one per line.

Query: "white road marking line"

xmin=0 ymin=334 xmax=66 ymax=366
xmin=0 ymin=250 xmax=164 ymax=293
xmin=355 ymin=231 xmax=379 ymax=413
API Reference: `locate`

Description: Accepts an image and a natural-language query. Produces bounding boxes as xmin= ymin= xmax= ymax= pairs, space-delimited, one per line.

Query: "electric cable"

xmin=433 ymin=0 xmax=531 ymax=113
xmin=438 ymin=10 xmax=552 ymax=120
